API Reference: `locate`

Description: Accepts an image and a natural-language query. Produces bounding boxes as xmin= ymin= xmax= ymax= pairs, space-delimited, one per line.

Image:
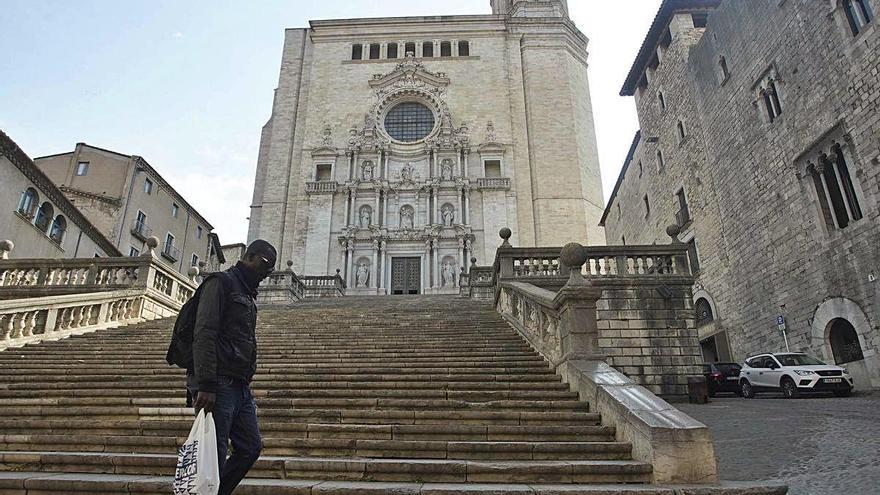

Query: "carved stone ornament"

xmin=485 ymin=120 xmax=497 ymax=142
xmin=320 ymin=122 xmax=333 ymax=147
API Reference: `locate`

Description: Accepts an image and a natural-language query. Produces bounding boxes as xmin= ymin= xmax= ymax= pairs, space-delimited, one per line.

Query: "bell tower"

xmin=490 ymin=0 xmax=568 ymax=17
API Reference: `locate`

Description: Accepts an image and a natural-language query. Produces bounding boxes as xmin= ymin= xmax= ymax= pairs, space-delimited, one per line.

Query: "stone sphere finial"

xmin=499 ymin=227 xmax=512 ymax=247
xmin=666 ymin=224 xmax=682 ymax=243
xmin=559 ymin=242 xmax=588 ymax=269
xmin=470 ymin=257 xmax=477 ymax=267
xmin=287 ymin=260 xmax=294 ymax=271
xmin=187 ymin=266 xmax=200 ymax=278
xmin=0 ymin=240 xmax=13 ymax=260
xmin=336 ymin=268 xmax=341 ymax=274
xmin=145 ymin=236 xmax=159 ymax=249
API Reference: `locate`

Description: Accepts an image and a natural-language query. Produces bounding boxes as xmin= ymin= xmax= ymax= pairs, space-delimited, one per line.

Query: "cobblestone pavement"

xmin=677 ymin=392 xmax=880 ymax=495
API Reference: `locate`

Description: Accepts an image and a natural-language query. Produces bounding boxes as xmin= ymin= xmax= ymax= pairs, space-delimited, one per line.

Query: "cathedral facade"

xmin=248 ymin=0 xmax=605 ymax=294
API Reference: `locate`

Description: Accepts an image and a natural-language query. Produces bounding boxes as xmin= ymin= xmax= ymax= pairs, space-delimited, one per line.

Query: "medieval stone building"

xmin=247 ymin=0 xmax=605 ymax=295
xmin=602 ymin=0 xmax=880 ymax=390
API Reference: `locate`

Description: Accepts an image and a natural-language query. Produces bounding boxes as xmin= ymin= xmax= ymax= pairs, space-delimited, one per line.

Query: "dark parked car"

xmin=703 ymin=362 xmax=742 ymax=397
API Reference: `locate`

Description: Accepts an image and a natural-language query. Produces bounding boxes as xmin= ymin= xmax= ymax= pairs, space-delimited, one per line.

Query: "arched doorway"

xmin=828 ymin=318 xmax=865 ymax=365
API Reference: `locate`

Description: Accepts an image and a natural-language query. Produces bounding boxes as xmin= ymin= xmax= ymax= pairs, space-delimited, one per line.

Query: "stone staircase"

xmin=0 ymin=296 xmax=784 ymax=494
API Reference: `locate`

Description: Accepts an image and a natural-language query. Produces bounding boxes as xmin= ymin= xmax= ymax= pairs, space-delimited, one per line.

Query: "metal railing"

xmin=131 ymin=220 xmax=152 ymax=241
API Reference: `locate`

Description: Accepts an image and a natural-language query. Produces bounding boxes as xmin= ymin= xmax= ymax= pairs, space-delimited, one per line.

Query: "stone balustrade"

xmin=302 ymin=273 xmax=346 ymax=298
xmin=0 ymin=237 xmax=197 ymax=349
xmin=305 ymin=181 xmax=339 ymax=194
xmin=258 ymin=263 xmax=346 ymax=304
xmin=475 ymin=177 xmax=511 ymax=190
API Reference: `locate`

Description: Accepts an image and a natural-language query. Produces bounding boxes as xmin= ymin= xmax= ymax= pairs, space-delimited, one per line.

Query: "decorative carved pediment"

xmin=369 ymin=54 xmax=450 ymax=92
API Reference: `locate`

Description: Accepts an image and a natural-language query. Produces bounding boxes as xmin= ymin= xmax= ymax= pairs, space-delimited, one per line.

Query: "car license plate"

xmin=726 ymin=377 xmax=739 ymax=381
xmin=824 ymin=378 xmax=842 ymax=383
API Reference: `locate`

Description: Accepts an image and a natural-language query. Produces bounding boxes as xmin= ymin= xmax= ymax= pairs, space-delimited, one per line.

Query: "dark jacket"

xmin=192 ymin=265 xmax=258 ymax=393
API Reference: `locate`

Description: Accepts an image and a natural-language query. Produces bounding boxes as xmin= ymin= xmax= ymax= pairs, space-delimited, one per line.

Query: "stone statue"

xmin=441 ymin=205 xmax=454 ymax=227
xmin=362 ymin=161 xmax=374 ymax=181
xmin=320 ymin=123 xmax=333 ymax=147
xmin=359 ymin=206 xmax=372 ymax=228
xmin=356 ymin=262 xmax=369 ymax=288
xmin=442 ymin=262 xmax=456 ymax=287
xmin=400 ymin=205 xmax=414 ymax=229
xmin=401 ymin=162 xmax=414 ymax=182
xmin=441 ymin=160 xmax=453 ymax=180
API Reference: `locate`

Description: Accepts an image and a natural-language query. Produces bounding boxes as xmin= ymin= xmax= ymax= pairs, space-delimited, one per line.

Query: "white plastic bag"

xmin=173 ymin=410 xmax=220 ymax=495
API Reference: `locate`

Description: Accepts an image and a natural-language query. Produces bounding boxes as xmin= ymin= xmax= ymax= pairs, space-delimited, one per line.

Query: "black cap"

xmin=245 ymin=239 xmax=277 ymax=265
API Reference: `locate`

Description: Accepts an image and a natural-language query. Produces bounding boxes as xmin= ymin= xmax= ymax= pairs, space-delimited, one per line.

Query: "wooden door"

xmin=391 ymin=257 xmax=421 ymax=295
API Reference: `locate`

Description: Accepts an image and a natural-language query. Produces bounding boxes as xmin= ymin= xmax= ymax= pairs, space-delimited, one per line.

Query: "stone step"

xmin=0 ymin=420 xmax=614 ymax=441
xmin=0 ymin=472 xmax=789 ymax=495
xmin=0 ymin=435 xmax=632 ymax=460
xmin=0 ymin=451 xmax=654 ymax=483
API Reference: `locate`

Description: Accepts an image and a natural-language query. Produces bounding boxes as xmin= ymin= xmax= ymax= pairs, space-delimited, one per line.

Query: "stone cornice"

xmin=0 ymin=129 xmax=122 ymax=257
xmin=59 ymin=186 xmax=123 ymax=207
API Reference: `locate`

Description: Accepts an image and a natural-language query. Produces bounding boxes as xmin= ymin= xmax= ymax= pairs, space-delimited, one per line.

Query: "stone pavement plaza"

xmin=678 ymin=394 xmax=880 ymax=495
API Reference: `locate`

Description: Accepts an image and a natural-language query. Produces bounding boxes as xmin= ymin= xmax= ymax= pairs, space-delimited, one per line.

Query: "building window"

xmin=687 ymin=239 xmax=700 ymax=273
xmin=383 ymin=102 xmax=435 ymax=143
xmin=676 ymin=188 xmax=691 ymax=227
xmin=691 ymin=12 xmax=708 ymax=28
xmin=484 ymin=160 xmax=502 ymax=178
xmin=196 ymin=226 xmax=203 ymax=239
xmin=695 ymin=298 xmax=714 ymax=326
xmin=829 ymin=318 xmax=865 ymax=364
xmin=677 ymin=120 xmax=686 ymax=142
xmin=718 ymin=56 xmax=730 ymax=82
xmin=656 ymin=149 xmax=665 ymax=172
xmin=315 ymin=163 xmax=332 ymax=181
xmin=144 ymin=178 xmax=153 ymax=195
xmin=369 ymin=43 xmax=380 ymax=59
xmin=17 ymin=188 xmax=39 ymax=218
xmin=387 ymin=43 xmax=398 ymax=59
xmin=163 ymin=233 xmax=178 ymax=261
xmin=808 ymin=143 xmax=864 ymax=230
xmin=458 ymin=40 xmax=470 ymax=56
xmin=172 ymin=203 xmax=179 ymax=218
xmin=34 ymin=202 xmax=54 ymax=233
xmin=191 ymin=254 xmax=199 ymax=267
xmin=422 ymin=41 xmax=434 ymax=58
xmin=759 ymin=77 xmax=783 ymax=123
xmin=843 ymin=0 xmax=874 ymax=36
xmin=643 ymin=194 xmax=651 ymax=218
xmin=134 ymin=210 xmax=149 ymax=238
xmin=129 ymin=246 xmax=140 ymax=257
xmin=351 ymin=43 xmax=363 ymax=60
xmin=658 ymin=91 xmax=666 ymax=111
xmin=440 ymin=41 xmax=452 ymax=57
xmin=404 ymin=42 xmax=416 ymax=56
xmin=49 ymin=215 xmax=67 ymax=244
xmin=75 ymin=161 xmax=89 ymax=176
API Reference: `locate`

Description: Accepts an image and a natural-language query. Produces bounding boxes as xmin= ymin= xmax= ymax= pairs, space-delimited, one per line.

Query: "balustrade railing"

xmin=302 ymin=274 xmax=346 ymax=298
xmin=497 ymin=282 xmax=564 ymax=363
xmin=306 ymin=181 xmax=339 ymax=194
xmin=476 ymin=177 xmax=511 ymax=190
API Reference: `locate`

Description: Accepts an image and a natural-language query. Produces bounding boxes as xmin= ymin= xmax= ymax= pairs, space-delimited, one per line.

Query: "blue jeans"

xmin=187 ymin=374 xmax=262 ymax=495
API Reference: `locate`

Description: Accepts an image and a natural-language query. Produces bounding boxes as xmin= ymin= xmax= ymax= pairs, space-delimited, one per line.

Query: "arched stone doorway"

xmin=693 ymin=290 xmax=731 ymax=362
xmin=811 ymin=297 xmax=877 ymax=390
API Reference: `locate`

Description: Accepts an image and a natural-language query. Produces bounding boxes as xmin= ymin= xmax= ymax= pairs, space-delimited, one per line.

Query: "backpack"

xmin=165 ymin=272 xmax=231 ymax=369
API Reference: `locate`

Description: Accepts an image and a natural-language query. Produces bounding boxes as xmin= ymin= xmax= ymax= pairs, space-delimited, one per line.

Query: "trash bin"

xmin=687 ymin=375 xmax=709 ymax=404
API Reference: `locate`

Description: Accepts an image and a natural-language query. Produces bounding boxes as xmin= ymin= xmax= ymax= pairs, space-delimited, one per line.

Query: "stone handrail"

xmin=301 ymin=274 xmax=346 ymax=298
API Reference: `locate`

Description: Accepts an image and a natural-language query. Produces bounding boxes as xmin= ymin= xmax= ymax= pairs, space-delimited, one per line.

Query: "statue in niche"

xmin=362 ymin=161 xmax=374 ymax=181
xmin=348 ymin=126 xmax=360 ymax=146
xmin=442 ymin=262 xmax=456 ymax=287
xmin=359 ymin=206 xmax=372 ymax=229
xmin=401 ymin=162 xmax=415 ymax=182
xmin=356 ymin=262 xmax=370 ymax=288
xmin=441 ymin=160 xmax=454 ymax=180
xmin=400 ymin=205 xmax=415 ymax=229
xmin=441 ymin=204 xmax=455 ymax=227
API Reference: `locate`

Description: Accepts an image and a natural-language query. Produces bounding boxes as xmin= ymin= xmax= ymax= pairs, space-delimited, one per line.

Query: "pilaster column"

xmin=432 ymin=187 xmax=439 ymax=225
xmin=362 ymin=41 xmax=368 ymax=60
xmin=346 ymin=242 xmax=355 ymax=288
xmin=379 ymin=240 xmax=387 ymax=293
xmin=374 ymin=191 xmax=380 ymax=227
xmin=423 ymin=240 xmax=430 ymax=292
xmin=383 ymin=150 xmax=389 ymax=179
xmin=352 ymin=151 xmax=359 ymax=181
xmin=827 ymin=155 xmax=855 ymax=221
xmin=457 ymin=150 xmax=464 ymax=177
xmin=432 ymin=239 xmax=439 ymax=289
xmin=383 ymin=189 xmax=390 ymax=227
xmin=463 ymin=185 xmax=470 ymax=225
xmin=458 ymin=238 xmax=465 ymax=272
xmin=816 ymin=163 xmax=840 ymax=229
xmin=463 ymin=149 xmax=470 ymax=178
xmin=459 ymin=186 xmax=465 ymax=224
xmin=371 ymin=240 xmax=379 ymax=289
xmin=350 ymin=188 xmax=358 ymax=227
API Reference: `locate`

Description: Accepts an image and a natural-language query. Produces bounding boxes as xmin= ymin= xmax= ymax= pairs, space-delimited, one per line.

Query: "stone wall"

xmin=603 ymin=0 xmax=880 ymax=388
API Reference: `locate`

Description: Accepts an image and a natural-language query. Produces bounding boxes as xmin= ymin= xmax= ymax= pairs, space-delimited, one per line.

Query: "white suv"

xmin=739 ymin=352 xmax=854 ymax=398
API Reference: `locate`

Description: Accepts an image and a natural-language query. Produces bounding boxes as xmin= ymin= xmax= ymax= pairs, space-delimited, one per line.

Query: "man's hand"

xmin=194 ymin=391 xmax=216 ymax=413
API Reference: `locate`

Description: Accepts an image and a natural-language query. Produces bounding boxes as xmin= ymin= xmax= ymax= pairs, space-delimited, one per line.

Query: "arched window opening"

xmin=458 ymin=40 xmax=470 ymax=56
xmin=422 ymin=41 xmax=434 ymax=58
xmin=17 ymin=188 xmax=39 ymax=218
xmin=404 ymin=42 xmax=416 ymax=56
xmin=829 ymin=318 xmax=865 ymax=364
xmin=440 ymin=41 xmax=452 ymax=57
xmin=369 ymin=43 xmax=380 ymax=60
xmin=351 ymin=43 xmax=363 ymax=60
xmin=695 ymin=298 xmax=714 ymax=326
xmin=34 ymin=202 xmax=54 ymax=233
xmin=49 ymin=215 xmax=67 ymax=244
xmin=387 ymin=43 xmax=398 ymax=59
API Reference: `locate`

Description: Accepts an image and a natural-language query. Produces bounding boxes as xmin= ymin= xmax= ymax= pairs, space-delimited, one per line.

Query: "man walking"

xmin=188 ymin=240 xmax=276 ymax=494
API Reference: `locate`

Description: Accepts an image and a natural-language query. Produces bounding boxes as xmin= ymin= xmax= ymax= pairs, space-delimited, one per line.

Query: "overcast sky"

xmin=0 ymin=0 xmax=661 ymax=243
